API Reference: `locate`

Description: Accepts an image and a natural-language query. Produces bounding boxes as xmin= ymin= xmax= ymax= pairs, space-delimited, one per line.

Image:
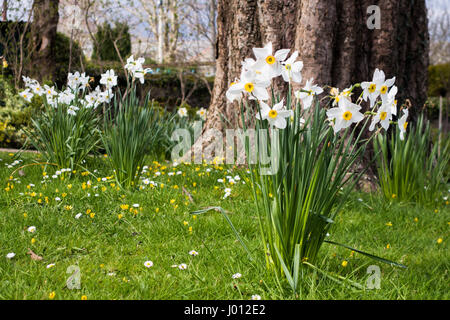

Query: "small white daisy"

xmin=144 ymin=260 xmax=154 ymax=268
xmin=178 ymin=263 xmax=187 ymax=270
xmin=232 ymin=273 xmax=242 ymax=279
xmin=189 ymin=250 xmax=199 ymax=256
xmin=6 ymin=252 xmax=15 ymax=259
xmin=27 ymin=226 xmax=36 ymax=233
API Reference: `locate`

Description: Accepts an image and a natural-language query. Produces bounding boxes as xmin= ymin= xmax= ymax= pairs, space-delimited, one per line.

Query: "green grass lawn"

xmin=0 ymin=151 xmax=448 ymax=300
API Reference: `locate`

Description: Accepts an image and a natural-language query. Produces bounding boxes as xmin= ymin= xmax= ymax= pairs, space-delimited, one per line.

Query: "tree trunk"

xmin=189 ymin=0 xmax=429 ymax=162
xmin=203 ymin=0 xmax=428 ymax=128
xmin=31 ymin=0 xmax=60 ymax=82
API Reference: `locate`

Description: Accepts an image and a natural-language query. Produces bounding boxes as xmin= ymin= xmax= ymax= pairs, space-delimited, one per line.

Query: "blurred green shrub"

xmin=92 ymin=22 xmax=131 ymax=62
xmin=428 ymin=63 xmax=450 ymax=97
xmin=0 ymin=75 xmax=42 ymax=148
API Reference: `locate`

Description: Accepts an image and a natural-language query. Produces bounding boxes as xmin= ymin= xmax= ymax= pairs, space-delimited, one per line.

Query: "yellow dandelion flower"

xmin=49 ymin=291 xmax=56 ymax=299
xmin=81 ymin=295 xmax=87 ymax=300
xmin=437 ymin=238 xmax=443 ymax=244
xmin=341 ymin=260 xmax=348 ymax=267
xmin=385 ymin=222 xmax=393 ymax=227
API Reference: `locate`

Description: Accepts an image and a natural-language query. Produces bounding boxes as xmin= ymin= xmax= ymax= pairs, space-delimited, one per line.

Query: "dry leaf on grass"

xmin=27 ymin=249 xmax=43 ymax=261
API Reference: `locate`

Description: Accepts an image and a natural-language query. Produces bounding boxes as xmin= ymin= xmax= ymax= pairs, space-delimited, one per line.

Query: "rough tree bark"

xmin=197 ymin=0 xmax=429 ymax=153
xmin=31 ymin=0 xmax=60 ymax=82
xmin=2 ymin=0 xmax=7 ymax=21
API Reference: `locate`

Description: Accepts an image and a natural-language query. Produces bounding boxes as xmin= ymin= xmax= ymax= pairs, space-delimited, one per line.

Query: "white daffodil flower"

xmin=227 ymin=70 xmax=270 ymax=101
xmin=295 ymin=78 xmax=324 ymax=110
xmin=84 ymin=91 xmax=98 ymax=108
xmin=256 ymin=100 xmax=293 ymax=129
xmin=125 ymin=55 xmax=146 ymax=84
xmin=125 ymin=55 xmax=145 ymax=73
xmin=361 ymin=69 xmax=395 ymax=108
xmin=226 ymin=81 xmax=243 ymax=102
xmin=251 ymin=42 xmax=290 ymax=79
xmin=382 ymin=85 xmax=398 ymax=116
xmin=398 ymin=109 xmax=408 ymax=140
xmin=22 ymin=76 xmax=37 ymax=87
xmin=281 ymin=51 xmax=303 ymax=83
xmin=369 ymin=103 xmax=392 ymax=131
xmin=197 ymin=108 xmax=207 ymax=120
xmin=30 ymin=82 xmax=44 ymax=96
xmin=98 ymin=89 xmax=113 ymax=104
xmin=100 ymin=69 xmax=118 ymax=88
xmin=67 ymin=71 xmax=81 ymax=89
xmin=79 ymin=72 xmax=90 ymax=90
xmin=326 ymin=97 xmax=364 ymax=133
xmin=330 ymin=87 xmax=352 ymax=106
xmin=44 ymin=85 xmax=57 ymax=99
xmin=241 ymin=58 xmax=257 ymax=72
xmin=67 ymin=105 xmax=80 ymax=116
xmin=19 ymin=89 xmax=33 ymax=102
xmin=58 ymin=89 xmax=75 ymax=105
xmin=133 ymin=69 xmax=146 ymax=84
xmin=178 ymin=107 xmax=188 ymax=118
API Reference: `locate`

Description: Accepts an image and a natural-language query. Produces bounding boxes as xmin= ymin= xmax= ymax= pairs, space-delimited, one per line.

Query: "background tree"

xmin=30 ymin=0 xmax=60 ymax=82
xmin=119 ymin=0 xmax=184 ymax=63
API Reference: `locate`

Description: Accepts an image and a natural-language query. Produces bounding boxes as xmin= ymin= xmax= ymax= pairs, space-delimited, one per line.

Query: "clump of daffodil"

xmin=229 ymin=42 xmax=406 ymax=294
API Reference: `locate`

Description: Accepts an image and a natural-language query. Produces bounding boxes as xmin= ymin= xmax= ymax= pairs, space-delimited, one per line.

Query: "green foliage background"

xmin=92 ymin=22 xmax=131 ymax=62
